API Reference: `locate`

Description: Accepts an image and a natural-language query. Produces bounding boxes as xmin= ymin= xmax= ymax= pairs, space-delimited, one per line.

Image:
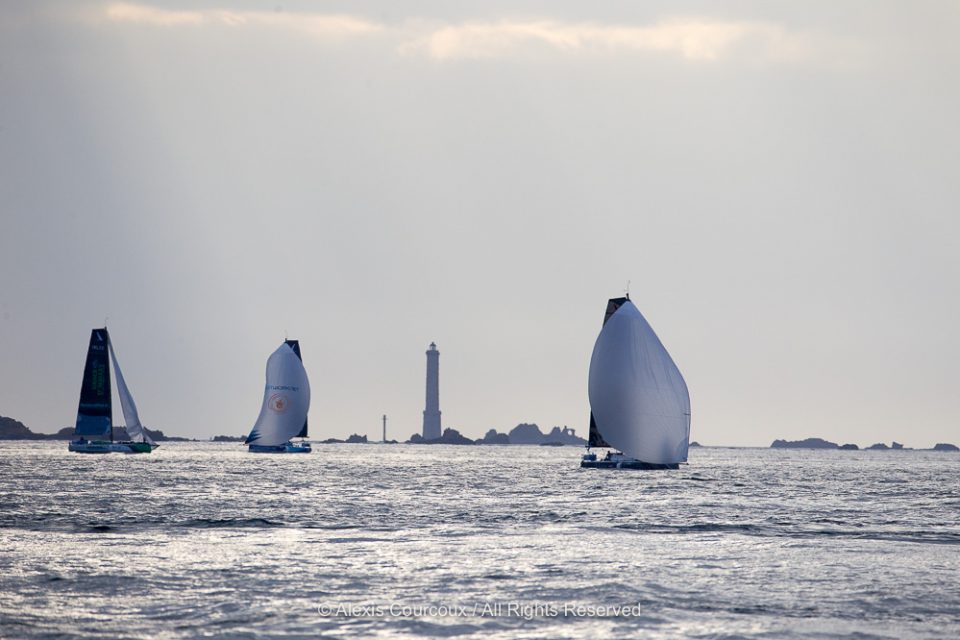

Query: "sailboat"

xmin=581 ymin=295 xmax=690 ymax=469
xmin=68 ymin=327 xmax=159 ymax=454
xmin=245 ymin=340 xmax=312 ymax=453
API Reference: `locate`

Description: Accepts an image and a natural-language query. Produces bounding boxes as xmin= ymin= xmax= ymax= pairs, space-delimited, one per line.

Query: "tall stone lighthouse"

xmin=422 ymin=342 xmax=441 ymax=440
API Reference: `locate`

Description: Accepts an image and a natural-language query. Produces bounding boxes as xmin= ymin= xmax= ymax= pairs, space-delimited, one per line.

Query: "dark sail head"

xmin=602 ymin=297 xmax=629 ymax=326
xmin=587 ymin=297 xmax=629 ymax=448
xmin=75 ymin=327 xmax=112 ymax=439
xmin=284 ymin=339 xmax=308 ymax=438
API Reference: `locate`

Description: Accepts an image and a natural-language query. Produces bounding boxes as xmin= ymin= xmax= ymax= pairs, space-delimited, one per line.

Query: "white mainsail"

xmin=245 ymin=343 xmax=311 ymax=446
xmin=107 ymin=340 xmax=155 ymax=445
xmin=587 ymin=300 xmax=690 ymax=464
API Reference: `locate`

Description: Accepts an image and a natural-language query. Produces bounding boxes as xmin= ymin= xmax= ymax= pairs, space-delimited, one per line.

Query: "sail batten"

xmin=245 ymin=343 xmax=311 ymax=446
xmin=587 ymin=299 xmax=690 ymax=465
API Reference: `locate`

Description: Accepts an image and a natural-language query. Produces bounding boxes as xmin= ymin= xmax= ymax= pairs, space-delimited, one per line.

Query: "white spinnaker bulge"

xmin=588 ymin=300 xmax=690 ymax=464
xmin=108 ymin=341 xmax=155 ymax=445
xmin=246 ymin=343 xmax=311 ymax=446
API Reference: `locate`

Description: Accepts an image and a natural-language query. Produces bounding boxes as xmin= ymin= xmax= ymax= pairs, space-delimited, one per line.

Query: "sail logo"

xmin=268 ymin=393 xmax=289 ymax=413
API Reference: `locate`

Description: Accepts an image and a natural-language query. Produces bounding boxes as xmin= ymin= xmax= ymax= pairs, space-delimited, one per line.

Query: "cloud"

xmin=106 ymin=3 xmax=202 ymax=27
xmin=100 ymin=4 xmax=860 ymax=67
xmin=401 ymin=19 xmax=849 ymax=65
xmin=105 ymin=3 xmax=382 ymax=38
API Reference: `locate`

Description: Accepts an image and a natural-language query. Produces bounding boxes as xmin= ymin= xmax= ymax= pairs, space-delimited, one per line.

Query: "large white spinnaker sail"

xmin=108 ymin=340 xmax=155 ymax=445
xmin=245 ymin=343 xmax=311 ymax=447
xmin=587 ymin=300 xmax=690 ymax=465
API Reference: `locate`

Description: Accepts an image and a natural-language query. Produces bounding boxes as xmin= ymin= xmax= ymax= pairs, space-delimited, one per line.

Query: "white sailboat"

xmin=581 ymin=296 xmax=691 ymax=469
xmin=245 ymin=341 xmax=312 ymax=453
xmin=69 ymin=327 xmax=158 ymax=454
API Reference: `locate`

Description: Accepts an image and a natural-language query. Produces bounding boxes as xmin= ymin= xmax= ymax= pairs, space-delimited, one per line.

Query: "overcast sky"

xmin=1 ymin=1 xmax=957 ymax=446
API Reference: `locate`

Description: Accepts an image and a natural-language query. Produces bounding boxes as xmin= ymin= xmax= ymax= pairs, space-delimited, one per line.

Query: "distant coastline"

xmin=770 ymin=437 xmax=958 ymax=452
xmin=0 ymin=415 xmax=188 ymax=442
xmin=1 ymin=415 xmax=586 ymax=447
xmin=4 ymin=415 xmax=956 ymax=451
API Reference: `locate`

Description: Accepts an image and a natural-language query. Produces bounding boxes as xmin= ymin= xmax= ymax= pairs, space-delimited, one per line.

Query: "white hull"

xmin=248 ymin=441 xmax=312 ymax=453
xmin=581 ymin=451 xmax=678 ymax=470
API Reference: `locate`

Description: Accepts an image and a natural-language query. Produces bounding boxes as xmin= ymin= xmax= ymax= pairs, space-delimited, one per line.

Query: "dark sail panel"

xmin=588 ymin=411 xmax=610 ymax=448
xmin=603 ymin=297 xmax=629 ymax=325
xmin=285 ymin=339 xmax=308 ymax=438
xmin=75 ymin=328 xmax=112 ymax=438
xmin=587 ymin=297 xmax=629 ymax=448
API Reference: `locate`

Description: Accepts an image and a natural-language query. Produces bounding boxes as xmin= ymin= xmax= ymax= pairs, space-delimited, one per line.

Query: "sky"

xmin=1 ymin=1 xmax=958 ymax=446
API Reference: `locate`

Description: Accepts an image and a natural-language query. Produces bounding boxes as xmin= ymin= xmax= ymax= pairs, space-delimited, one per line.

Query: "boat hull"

xmin=68 ymin=441 xmax=156 ymax=454
xmin=248 ymin=442 xmax=312 ymax=454
xmin=580 ymin=459 xmax=678 ymax=470
xmin=581 ymin=452 xmax=677 ymax=470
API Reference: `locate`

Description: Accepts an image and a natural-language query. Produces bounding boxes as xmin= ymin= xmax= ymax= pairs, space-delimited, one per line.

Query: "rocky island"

xmin=408 ymin=428 xmax=475 ymax=445
xmin=771 ymin=437 xmax=842 ymax=449
xmin=406 ymin=423 xmax=588 ymax=446
xmin=770 ymin=437 xmax=956 ymax=452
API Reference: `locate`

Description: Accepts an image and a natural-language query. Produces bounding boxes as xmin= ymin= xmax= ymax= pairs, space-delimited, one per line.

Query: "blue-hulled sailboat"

xmin=245 ymin=339 xmax=312 ymax=453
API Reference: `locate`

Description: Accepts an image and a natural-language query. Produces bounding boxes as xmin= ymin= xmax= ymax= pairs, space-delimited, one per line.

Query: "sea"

xmin=0 ymin=443 xmax=958 ymax=639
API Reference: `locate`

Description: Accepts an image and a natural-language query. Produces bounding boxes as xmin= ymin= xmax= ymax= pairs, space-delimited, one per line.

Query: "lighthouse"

xmin=422 ymin=342 xmax=441 ymax=440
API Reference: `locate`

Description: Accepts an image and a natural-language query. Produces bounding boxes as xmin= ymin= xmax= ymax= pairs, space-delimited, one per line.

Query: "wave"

xmin=178 ymin=517 xmax=284 ymax=529
xmin=608 ymin=522 xmax=960 ymax=545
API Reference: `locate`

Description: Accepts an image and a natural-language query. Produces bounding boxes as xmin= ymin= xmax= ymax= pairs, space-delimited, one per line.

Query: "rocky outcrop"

xmin=407 ymin=428 xmax=475 ymax=445
xmin=507 ymin=423 xmax=545 ymax=444
xmin=503 ymin=423 xmax=587 ymax=445
xmin=0 ymin=416 xmax=39 ymax=439
xmin=478 ymin=429 xmax=510 ymax=444
xmin=771 ymin=438 xmax=839 ymax=449
xmin=541 ymin=426 xmax=587 ymax=446
xmin=932 ymin=443 xmax=959 ymax=452
xmin=322 ymin=434 xmax=369 ymax=444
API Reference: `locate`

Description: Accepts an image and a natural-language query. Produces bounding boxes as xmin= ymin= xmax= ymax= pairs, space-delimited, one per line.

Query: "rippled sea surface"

xmin=1 ymin=443 xmax=958 ymax=639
